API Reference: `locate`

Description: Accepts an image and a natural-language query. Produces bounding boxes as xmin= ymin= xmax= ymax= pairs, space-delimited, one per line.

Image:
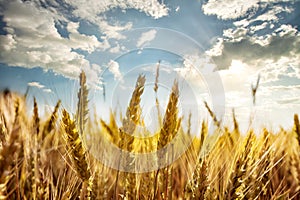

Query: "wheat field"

xmin=0 ymin=71 xmax=300 ymax=200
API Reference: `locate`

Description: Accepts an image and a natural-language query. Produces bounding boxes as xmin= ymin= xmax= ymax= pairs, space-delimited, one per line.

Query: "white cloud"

xmin=43 ymin=88 xmax=53 ymax=93
xmin=206 ymin=38 xmax=224 ymax=57
xmin=98 ymin=19 xmax=133 ymax=40
xmin=136 ymin=29 xmax=157 ymax=48
xmin=91 ymin=63 xmax=103 ymax=74
xmin=207 ymin=25 xmax=300 ymax=70
xmin=0 ymin=0 xmax=107 ymax=86
xmin=249 ymin=22 xmax=268 ymax=33
xmin=0 ymin=0 xmax=171 ymax=87
xmin=254 ymin=5 xmax=293 ymax=22
xmin=223 ymin=27 xmax=248 ymax=41
xmin=202 ymin=0 xmax=260 ymax=20
xmin=175 ymin=53 xmax=215 ymax=82
xmin=65 ymin=0 xmax=169 ymax=20
xmin=28 ymin=82 xmax=45 ymax=89
xmin=28 ymin=82 xmax=53 ymax=93
xmin=233 ymin=4 xmax=294 ymax=28
xmin=275 ymin=24 xmax=298 ymax=37
xmin=107 ymin=60 xmax=122 ymax=81
xmin=64 ymin=0 xmax=168 ymax=40
xmin=67 ymin=22 xmax=110 ymax=53
xmin=258 ymin=57 xmax=300 ymax=85
xmin=202 ymin=0 xmax=293 ymax=20
xmin=219 ymin=60 xmax=256 ymax=91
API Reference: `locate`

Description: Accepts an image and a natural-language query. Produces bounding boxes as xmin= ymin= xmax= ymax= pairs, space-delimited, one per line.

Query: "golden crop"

xmin=0 ymin=72 xmax=299 ymax=200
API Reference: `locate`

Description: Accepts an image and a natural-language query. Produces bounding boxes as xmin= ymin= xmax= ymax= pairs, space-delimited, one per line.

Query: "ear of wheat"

xmin=117 ymin=75 xmax=146 ymax=200
xmin=76 ymin=71 xmax=89 ymax=137
xmin=251 ymin=74 xmax=260 ymax=106
xmin=294 ymin=114 xmax=300 ymax=146
xmin=62 ymin=109 xmax=91 ymax=181
xmin=158 ymin=80 xmax=179 ymax=149
xmin=204 ymin=101 xmax=221 ymax=129
xmin=185 ymin=157 xmax=208 ymax=199
xmin=32 ymin=97 xmax=40 ymax=135
xmin=155 ymin=80 xmax=179 ymax=200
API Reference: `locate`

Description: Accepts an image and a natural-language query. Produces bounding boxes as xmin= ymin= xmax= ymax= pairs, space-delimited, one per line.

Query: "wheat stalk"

xmin=154 ymin=61 xmax=162 ymax=127
xmin=32 ymin=97 xmax=40 ymax=135
xmin=158 ymin=80 xmax=179 ymax=149
xmin=122 ymin=74 xmax=146 ymax=134
xmin=41 ymin=100 xmax=61 ymax=140
xmin=31 ymin=97 xmax=41 ymax=200
xmin=294 ymin=114 xmax=300 ymax=146
xmin=204 ymin=101 xmax=221 ymax=129
xmin=225 ymin=131 xmax=254 ymax=199
xmin=116 ymin=75 xmax=146 ymax=200
xmin=155 ymin=80 xmax=179 ymax=200
xmin=1 ymin=75 xmax=300 ymax=199
xmin=76 ymin=71 xmax=89 ymax=138
xmin=232 ymin=109 xmax=240 ymax=140
xmin=185 ymin=158 xmax=208 ymax=199
xmin=251 ymin=74 xmax=260 ymax=106
xmin=62 ymin=109 xmax=90 ymax=181
xmin=0 ymin=97 xmax=23 ymax=199
xmin=154 ymin=60 xmax=160 ymax=94
xmin=199 ymin=120 xmax=208 ymax=157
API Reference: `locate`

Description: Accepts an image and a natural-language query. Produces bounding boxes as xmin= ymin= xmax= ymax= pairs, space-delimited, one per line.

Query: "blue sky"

xmin=0 ymin=0 xmax=300 ymax=133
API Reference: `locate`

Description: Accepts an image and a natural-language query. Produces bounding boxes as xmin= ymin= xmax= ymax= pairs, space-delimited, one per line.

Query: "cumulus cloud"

xmin=98 ymin=20 xmax=133 ymax=40
xmin=208 ymin=24 xmax=300 ymax=70
xmin=0 ymin=0 xmax=171 ymax=87
xmin=204 ymin=1 xmax=299 ymax=76
xmin=43 ymin=88 xmax=53 ymax=93
xmin=202 ymin=0 xmax=293 ymax=20
xmin=28 ymin=82 xmax=45 ymax=89
xmin=67 ymin=22 xmax=110 ymax=53
xmin=234 ymin=4 xmax=294 ymax=27
xmin=65 ymin=0 xmax=169 ymax=20
xmin=136 ymin=29 xmax=157 ymax=48
xmin=28 ymin=81 xmax=53 ymax=93
xmin=107 ymin=60 xmax=122 ymax=81
xmin=174 ymin=53 xmax=215 ymax=82
xmin=202 ymin=0 xmax=260 ymax=20
xmin=219 ymin=60 xmax=256 ymax=90
xmin=258 ymin=57 xmax=300 ymax=83
xmin=249 ymin=22 xmax=269 ymax=33
xmin=64 ymin=0 xmax=168 ymax=40
xmin=222 ymin=27 xmax=248 ymax=41
xmin=0 ymin=0 xmax=108 ymax=86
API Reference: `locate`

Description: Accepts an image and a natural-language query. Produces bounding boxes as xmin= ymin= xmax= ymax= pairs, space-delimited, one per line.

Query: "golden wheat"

xmin=0 ymin=72 xmax=299 ymax=200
